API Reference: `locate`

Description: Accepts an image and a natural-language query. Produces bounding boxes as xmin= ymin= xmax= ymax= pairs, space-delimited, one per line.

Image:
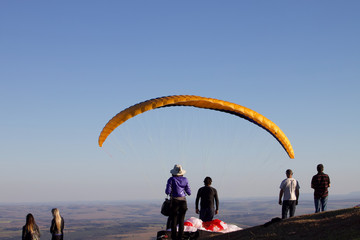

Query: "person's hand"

xmin=296 ymin=200 xmax=298 ymax=205
xmin=196 ymin=209 xmax=199 ymax=214
xmin=215 ymin=210 xmax=219 ymax=215
xmin=278 ymin=200 xmax=282 ymax=205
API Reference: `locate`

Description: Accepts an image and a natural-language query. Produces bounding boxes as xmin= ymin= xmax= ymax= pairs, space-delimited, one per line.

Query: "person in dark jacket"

xmin=50 ymin=208 xmax=64 ymax=240
xmin=195 ymin=176 xmax=219 ymax=222
xmin=165 ymin=164 xmax=191 ymax=240
xmin=22 ymin=213 xmax=41 ymax=240
xmin=311 ymin=164 xmax=331 ymax=213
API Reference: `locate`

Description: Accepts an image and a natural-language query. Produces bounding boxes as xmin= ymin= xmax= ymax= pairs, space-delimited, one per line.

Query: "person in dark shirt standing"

xmin=195 ymin=176 xmax=219 ymax=222
xmin=311 ymin=164 xmax=331 ymax=213
xmin=50 ymin=208 xmax=64 ymax=240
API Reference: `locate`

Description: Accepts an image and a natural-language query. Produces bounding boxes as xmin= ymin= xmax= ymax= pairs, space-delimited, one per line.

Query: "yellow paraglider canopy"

xmin=99 ymin=95 xmax=294 ymax=159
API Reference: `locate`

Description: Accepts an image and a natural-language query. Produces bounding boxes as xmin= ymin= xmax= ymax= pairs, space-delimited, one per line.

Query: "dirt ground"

xmin=209 ymin=207 xmax=360 ymax=240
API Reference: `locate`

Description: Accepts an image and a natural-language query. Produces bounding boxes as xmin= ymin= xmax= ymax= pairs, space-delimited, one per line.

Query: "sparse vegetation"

xmin=0 ymin=199 xmax=359 ymax=240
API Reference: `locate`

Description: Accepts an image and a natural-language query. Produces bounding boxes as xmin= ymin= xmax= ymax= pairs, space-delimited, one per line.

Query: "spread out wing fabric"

xmin=98 ymin=95 xmax=294 ymax=159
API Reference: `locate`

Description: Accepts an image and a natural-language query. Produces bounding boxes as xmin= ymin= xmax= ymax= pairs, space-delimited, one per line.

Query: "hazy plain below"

xmin=1 ymin=193 xmax=359 ymax=240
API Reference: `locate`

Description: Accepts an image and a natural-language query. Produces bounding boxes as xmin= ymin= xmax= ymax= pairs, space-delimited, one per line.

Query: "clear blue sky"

xmin=1 ymin=1 xmax=359 ymax=203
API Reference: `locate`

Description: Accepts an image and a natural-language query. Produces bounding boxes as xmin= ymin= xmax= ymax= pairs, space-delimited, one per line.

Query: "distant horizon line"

xmin=1 ymin=191 xmax=360 ymax=205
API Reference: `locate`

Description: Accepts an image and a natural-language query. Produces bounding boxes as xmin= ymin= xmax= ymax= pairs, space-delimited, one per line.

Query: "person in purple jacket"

xmin=165 ymin=164 xmax=191 ymax=240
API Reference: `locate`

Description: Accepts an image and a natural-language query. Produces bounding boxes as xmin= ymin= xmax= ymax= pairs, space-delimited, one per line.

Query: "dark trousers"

xmin=314 ymin=196 xmax=328 ymax=213
xmin=170 ymin=199 xmax=188 ymax=240
xmin=199 ymin=208 xmax=215 ymax=222
xmin=282 ymin=200 xmax=296 ymax=219
xmin=166 ymin=215 xmax=180 ymax=230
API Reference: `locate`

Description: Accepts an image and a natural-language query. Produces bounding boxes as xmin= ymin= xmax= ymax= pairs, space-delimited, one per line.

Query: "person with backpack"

xmin=165 ymin=164 xmax=191 ymax=240
xmin=22 ymin=213 xmax=41 ymax=240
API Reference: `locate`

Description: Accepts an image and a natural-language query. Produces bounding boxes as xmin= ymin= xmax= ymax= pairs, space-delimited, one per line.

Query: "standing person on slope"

xmin=311 ymin=164 xmax=331 ymax=213
xmin=165 ymin=164 xmax=191 ymax=240
xmin=50 ymin=208 xmax=64 ymax=240
xmin=279 ymin=169 xmax=300 ymax=219
xmin=195 ymin=176 xmax=219 ymax=222
xmin=22 ymin=213 xmax=41 ymax=240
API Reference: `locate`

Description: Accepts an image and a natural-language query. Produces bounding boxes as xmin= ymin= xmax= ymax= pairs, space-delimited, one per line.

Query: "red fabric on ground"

xmin=184 ymin=221 xmax=193 ymax=227
xmin=202 ymin=219 xmax=224 ymax=232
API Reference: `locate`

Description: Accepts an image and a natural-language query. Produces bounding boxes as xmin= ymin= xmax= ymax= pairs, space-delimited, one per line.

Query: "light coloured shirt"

xmin=280 ymin=177 xmax=300 ymax=201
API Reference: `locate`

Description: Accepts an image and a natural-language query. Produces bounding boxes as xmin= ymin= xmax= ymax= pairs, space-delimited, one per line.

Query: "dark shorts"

xmin=282 ymin=200 xmax=296 ymax=219
xmin=200 ymin=208 xmax=215 ymax=222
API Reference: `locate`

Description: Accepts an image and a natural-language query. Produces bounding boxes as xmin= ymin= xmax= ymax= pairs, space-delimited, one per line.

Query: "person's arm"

xmin=311 ymin=176 xmax=315 ymax=189
xmin=61 ymin=217 xmax=65 ymax=233
xmin=214 ymin=189 xmax=219 ymax=215
xmin=278 ymin=189 xmax=284 ymax=205
xmin=185 ymin=179 xmax=191 ymax=196
xmin=295 ymin=188 xmax=300 ymax=205
xmin=50 ymin=219 xmax=54 ymax=234
xmin=195 ymin=189 xmax=201 ymax=214
xmin=165 ymin=178 xmax=172 ymax=195
xmin=36 ymin=224 xmax=41 ymax=237
xmin=22 ymin=227 xmax=26 ymax=240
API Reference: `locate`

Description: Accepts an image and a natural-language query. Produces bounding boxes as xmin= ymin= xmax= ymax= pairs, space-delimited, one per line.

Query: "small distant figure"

xmin=278 ymin=169 xmax=300 ymax=219
xmin=50 ymin=208 xmax=64 ymax=240
xmin=311 ymin=164 xmax=331 ymax=213
xmin=22 ymin=213 xmax=41 ymax=240
xmin=165 ymin=164 xmax=191 ymax=240
xmin=195 ymin=176 xmax=219 ymax=222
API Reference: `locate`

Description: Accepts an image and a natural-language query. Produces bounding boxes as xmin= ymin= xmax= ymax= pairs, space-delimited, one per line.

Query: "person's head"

xmin=25 ymin=213 xmax=35 ymax=232
xmin=170 ymin=164 xmax=186 ymax=176
xmin=286 ymin=169 xmax=293 ymax=178
xmin=26 ymin=213 xmax=34 ymax=224
xmin=204 ymin=176 xmax=212 ymax=186
xmin=52 ymin=208 xmax=60 ymax=218
xmin=317 ymin=164 xmax=324 ymax=173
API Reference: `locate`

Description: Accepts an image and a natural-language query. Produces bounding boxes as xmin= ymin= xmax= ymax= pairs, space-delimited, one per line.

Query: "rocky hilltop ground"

xmin=207 ymin=207 xmax=360 ymax=240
